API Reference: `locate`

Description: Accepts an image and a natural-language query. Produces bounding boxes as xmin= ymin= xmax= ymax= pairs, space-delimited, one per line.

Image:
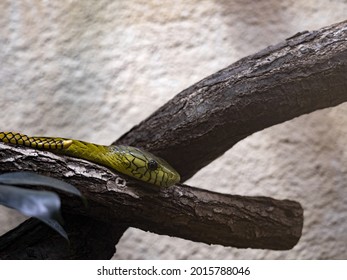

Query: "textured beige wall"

xmin=0 ymin=0 xmax=346 ymax=259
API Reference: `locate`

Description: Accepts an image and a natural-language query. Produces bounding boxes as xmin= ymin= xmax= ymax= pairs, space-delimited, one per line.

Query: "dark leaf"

xmin=39 ymin=218 xmax=68 ymax=240
xmin=0 ymin=171 xmax=81 ymax=197
xmin=0 ymin=184 xmax=68 ymax=240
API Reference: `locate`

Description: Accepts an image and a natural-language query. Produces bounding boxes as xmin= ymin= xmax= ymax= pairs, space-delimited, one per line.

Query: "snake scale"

xmin=0 ymin=132 xmax=180 ymax=187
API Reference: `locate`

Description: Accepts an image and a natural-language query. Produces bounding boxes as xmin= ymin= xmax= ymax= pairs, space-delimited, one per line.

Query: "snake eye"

xmin=148 ymin=160 xmax=158 ymax=171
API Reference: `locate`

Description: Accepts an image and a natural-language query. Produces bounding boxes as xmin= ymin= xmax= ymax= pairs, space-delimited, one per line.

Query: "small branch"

xmin=0 ymin=143 xmax=303 ymax=250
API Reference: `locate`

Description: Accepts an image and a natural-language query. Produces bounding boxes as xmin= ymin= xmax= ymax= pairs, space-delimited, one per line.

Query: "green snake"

xmin=0 ymin=132 xmax=180 ymax=187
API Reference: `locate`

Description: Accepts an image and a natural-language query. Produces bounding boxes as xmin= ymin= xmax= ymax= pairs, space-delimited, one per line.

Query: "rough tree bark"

xmin=116 ymin=20 xmax=347 ymax=181
xmin=0 ymin=20 xmax=346 ymax=259
xmin=0 ymin=143 xmax=303 ymax=258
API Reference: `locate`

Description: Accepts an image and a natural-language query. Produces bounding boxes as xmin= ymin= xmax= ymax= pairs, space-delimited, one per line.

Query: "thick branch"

xmin=2 ymin=20 xmax=344 ymax=258
xmin=0 ymin=143 xmax=303 ymax=250
xmin=116 ymin=20 xmax=347 ymax=181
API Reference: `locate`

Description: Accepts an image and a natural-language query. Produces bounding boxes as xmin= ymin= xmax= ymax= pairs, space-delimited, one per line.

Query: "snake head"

xmin=115 ymin=145 xmax=180 ymax=187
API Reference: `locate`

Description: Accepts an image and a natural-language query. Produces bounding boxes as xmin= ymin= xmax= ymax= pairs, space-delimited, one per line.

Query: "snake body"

xmin=0 ymin=132 xmax=180 ymax=187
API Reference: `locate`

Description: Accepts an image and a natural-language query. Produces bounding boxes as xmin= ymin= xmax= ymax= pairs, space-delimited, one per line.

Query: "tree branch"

xmin=115 ymin=20 xmax=347 ymax=181
xmin=0 ymin=143 xmax=303 ymax=253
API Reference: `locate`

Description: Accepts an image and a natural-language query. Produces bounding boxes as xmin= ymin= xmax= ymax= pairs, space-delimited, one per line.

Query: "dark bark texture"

xmin=116 ymin=20 xmax=347 ymax=181
xmin=0 ymin=143 xmax=303 ymax=256
xmin=1 ymin=20 xmax=347 ymax=259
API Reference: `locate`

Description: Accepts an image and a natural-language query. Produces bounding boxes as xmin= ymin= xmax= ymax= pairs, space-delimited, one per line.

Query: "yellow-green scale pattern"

xmin=0 ymin=132 xmax=180 ymax=187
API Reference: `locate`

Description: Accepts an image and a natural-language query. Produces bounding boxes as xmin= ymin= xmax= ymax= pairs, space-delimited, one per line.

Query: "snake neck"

xmin=57 ymin=140 xmax=124 ymax=171
xmin=0 ymin=132 xmax=122 ymax=170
